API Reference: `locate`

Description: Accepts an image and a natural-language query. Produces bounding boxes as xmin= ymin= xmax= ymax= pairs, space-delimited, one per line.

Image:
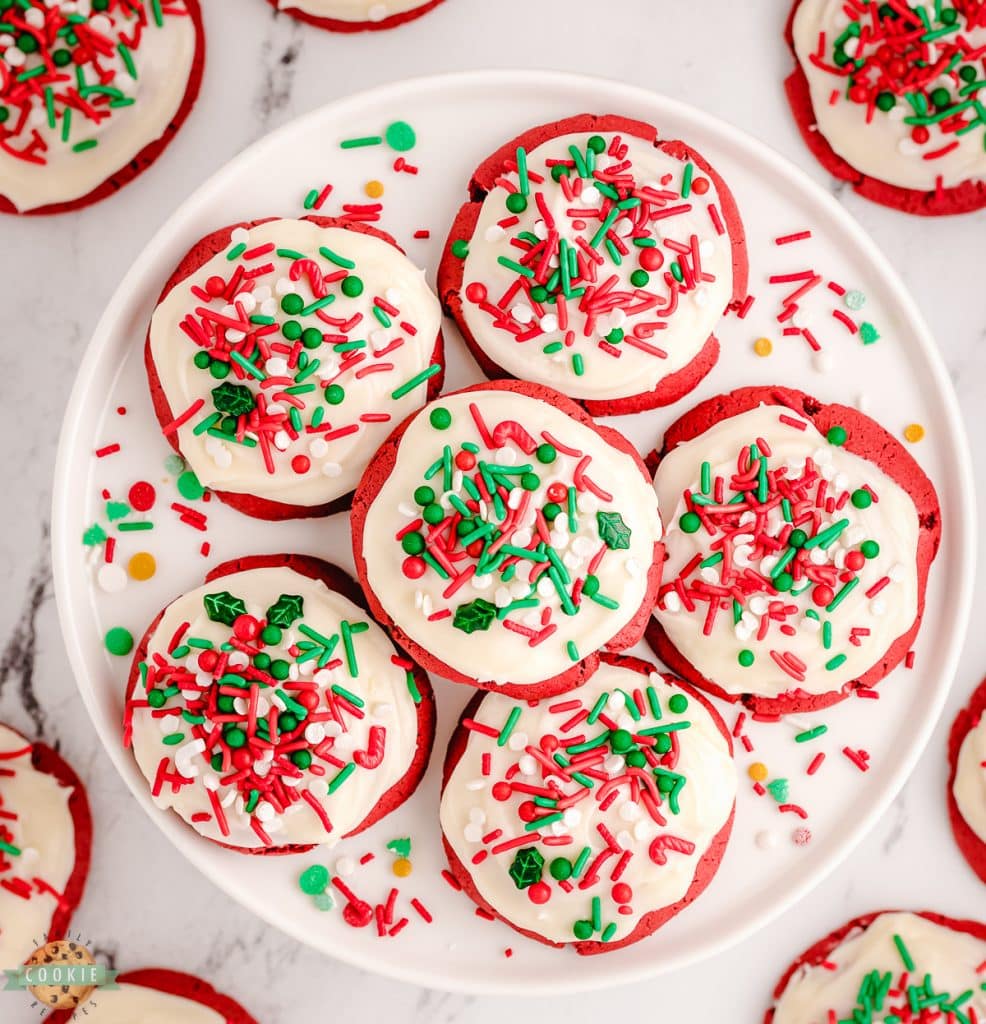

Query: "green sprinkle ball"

xmin=429 ymin=407 xmax=452 ymax=430
xmin=861 ymin=539 xmax=880 ymax=558
xmin=668 ymin=693 xmax=689 ymax=714
xmin=679 ymin=511 xmax=702 ymax=534
xmin=738 ymin=649 xmax=755 ymax=667
xmin=851 ymin=488 xmax=873 ymax=509
xmin=176 ymin=470 xmax=205 ymax=501
xmin=384 ymin=120 xmax=416 ymax=152
xmin=451 ymin=239 xmax=469 ymax=259
xmin=535 ymin=443 xmax=556 ymax=464
xmin=299 ymin=864 xmax=330 ymax=895
xmin=549 ymin=857 xmax=572 ymax=881
xmin=826 ymin=425 xmax=847 ymax=446
xmin=281 ymin=293 xmax=304 ymax=315
xmin=414 ymin=485 xmax=435 ymax=506
xmin=325 ymin=384 xmax=345 ymax=405
xmin=341 ymin=275 xmax=363 ymax=298
xmin=788 ymin=528 xmax=808 ymax=548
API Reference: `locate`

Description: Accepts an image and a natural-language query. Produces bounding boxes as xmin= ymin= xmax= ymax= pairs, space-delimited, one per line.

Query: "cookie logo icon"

xmin=24 ymin=941 xmax=97 ymax=1010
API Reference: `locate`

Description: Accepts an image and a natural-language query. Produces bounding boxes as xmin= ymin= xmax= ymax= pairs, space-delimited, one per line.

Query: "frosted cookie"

xmin=267 ymin=0 xmax=444 ymax=31
xmin=440 ymin=652 xmax=736 ymax=953
xmin=785 ymin=0 xmax=986 ymax=215
xmin=948 ymin=676 xmax=986 ymax=884
xmin=646 ymin=386 xmax=940 ymax=715
xmin=438 ymin=113 xmax=748 ymax=415
xmin=0 ymin=723 xmax=91 ymax=967
xmin=146 ymin=216 xmax=444 ymax=520
xmin=0 ymin=0 xmax=204 ymax=215
xmin=766 ymin=911 xmax=986 ymax=1023
xmin=351 ymin=380 xmax=665 ymax=699
xmin=46 ymin=968 xmax=258 ymax=1023
xmin=124 ymin=554 xmax=435 ymax=853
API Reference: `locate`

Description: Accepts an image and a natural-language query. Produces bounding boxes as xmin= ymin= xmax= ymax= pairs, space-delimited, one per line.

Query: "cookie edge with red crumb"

xmin=783 ymin=0 xmax=986 ymax=217
xmin=436 ymin=112 xmax=749 ymax=416
xmin=644 ymin=384 xmax=942 ymax=716
xmin=45 ymin=968 xmax=259 ymax=1024
xmin=0 ymin=1 xmax=206 ymax=218
xmin=439 ymin=651 xmax=736 ymax=955
xmin=144 ymin=215 xmax=445 ymax=521
xmin=266 ymin=0 xmax=445 ymax=32
xmin=947 ymin=676 xmax=986 ymax=884
xmin=764 ymin=910 xmax=986 ymax=1023
xmin=350 ymin=378 xmax=665 ymax=699
xmin=0 ymin=721 xmax=92 ymax=962
xmin=122 ymin=552 xmax=436 ymax=855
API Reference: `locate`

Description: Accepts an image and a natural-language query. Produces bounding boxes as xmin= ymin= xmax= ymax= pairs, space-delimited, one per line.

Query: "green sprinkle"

xmin=498 ymin=706 xmax=522 ymax=747
xmin=391 ymin=363 xmax=442 ymax=400
xmin=327 ymin=762 xmax=356 ymax=793
xmin=340 ymin=135 xmax=383 ymax=149
xmin=824 ymin=653 xmax=848 ymax=671
xmin=795 ymin=724 xmax=828 ymax=743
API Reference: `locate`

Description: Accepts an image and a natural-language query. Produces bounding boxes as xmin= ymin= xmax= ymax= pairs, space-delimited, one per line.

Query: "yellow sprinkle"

xmin=392 ymin=857 xmax=412 ymax=878
xmin=365 ymin=180 xmax=384 ymax=199
xmin=753 ymin=337 xmax=772 ymax=357
xmin=127 ymin=552 xmax=156 ymax=581
xmin=748 ymin=762 xmax=768 ymax=783
xmin=903 ymin=423 xmax=925 ymax=443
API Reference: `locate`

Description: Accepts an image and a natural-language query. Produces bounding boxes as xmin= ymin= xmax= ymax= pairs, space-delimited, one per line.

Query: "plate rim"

xmin=51 ymin=66 xmax=977 ymax=995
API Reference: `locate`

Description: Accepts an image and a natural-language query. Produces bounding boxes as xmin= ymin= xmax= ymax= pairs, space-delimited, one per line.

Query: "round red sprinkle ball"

xmin=232 ymin=748 xmax=252 ymax=771
xmin=343 ymin=902 xmax=374 ymax=928
xmin=540 ymin=734 xmax=560 ymax=753
xmin=889 ymin=58 xmax=907 ymax=78
xmin=911 ymin=125 xmax=930 ymax=145
xmin=547 ymin=482 xmax=568 ymax=503
xmin=517 ymin=800 xmax=538 ymax=823
xmin=691 ymin=176 xmax=710 ymax=195
xmin=206 ymin=275 xmax=226 ymax=296
xmin=492 ymin=782 xmax=513 ymax=801
xmin=291 ymin=455 xmax=311 ymax=475
xmin=198 ymin=650 xmax=219 ymax=672
xmin=812 ymin=584 xmax=834 ymax=607
xmin=296 ymin=690 xmax=320 ymax=711
xmin=612 ymin=883 xmax=633 ymax=905
xmin=845 ymin=551 xmax=865 ymax=571
xmin=465 ymin=282 xmax=487 ymax=303
xmin=402 ymin=556 xmax=426 ymax=579
xmin=128 ymin=481 xmax=156 ymax=512
xmin=466 ymin=540 xmax=485 ymax=558
xmin=233 ymin=614 xmax=259 ymax=641
xmin=455 ymin=450 xmax=477 ymax=471
xmin=528 ymin=882 xmax=551 ymax=905
xmin=638 ymin=247 xmax=664 ymax=272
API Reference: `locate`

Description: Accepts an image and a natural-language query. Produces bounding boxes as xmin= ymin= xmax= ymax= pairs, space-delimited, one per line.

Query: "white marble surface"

xmin=1 ymin=0 xmax=984 ymax=1020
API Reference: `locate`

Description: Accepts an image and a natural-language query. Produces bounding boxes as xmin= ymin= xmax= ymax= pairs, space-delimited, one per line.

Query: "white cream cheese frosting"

xmin=455 ymin=131 xmax=735 ymax=402
xmin=360 ymin=388 xmax=664 ymax=688
xmin=0 ymin=1 xmax=198 ymax=212
xmin=653 ymin=403 xmax=920 ymax=699
xmin=792 ymin=0 xmax=986 ymax=191
xmin=0 ymin=724 xmax=76 ymax=967
xmin=277 ymin=0 xmax=434 ymax=23
xmin=772 ymin=912 xmax=986 ymax=1024
xmin=149 ymin=218 xmax=443 ymax=509
xmin=70 ymin=982 xmax=225 ymax=1024
xmin=954 ymin=713 xmax=986 ymax=844
xmin=128 ymin=564 xmax=422 ymax=849
xmin=440 ymin=660 xmax=735 ymax=945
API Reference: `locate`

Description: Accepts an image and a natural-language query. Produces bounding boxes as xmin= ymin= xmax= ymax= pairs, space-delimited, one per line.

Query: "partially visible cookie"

xmin=266 ymin=0 xmax=445 ymax=32
xmin=0 ymin=723 xmax=91 ymax=968
xmin=948 ymin=676 xmax=986 ymax=884
xmin=785 ymin=0 xmax=986 ymax=215
xmin=0 ymin=1 xmax=205 ymax=215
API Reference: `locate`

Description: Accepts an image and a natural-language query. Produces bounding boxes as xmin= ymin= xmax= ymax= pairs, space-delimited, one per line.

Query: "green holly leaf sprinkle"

xmin=203 ymin=590 xmax=248 ymax=626
xmin=596 ymin=510 xmax=632 ymax=550
xmin=386 ymin=837 xmax=412 ymax=859
xmin=452 ymin=598 xmax=497 ymax=634
xmin=211 ymin=381 xmax=255 ymax=416
xmin=766 ymin=778 xmax=790 ymax=803
xmin=508 ymin=847 xmax=544 ymax=889
xmin=266 ymin=594 xmax=304 ymax=628
xmin=106 ymin=500 xmax=130 ymax=521
xmin=82 ymin=523 xmax=107 ymax=547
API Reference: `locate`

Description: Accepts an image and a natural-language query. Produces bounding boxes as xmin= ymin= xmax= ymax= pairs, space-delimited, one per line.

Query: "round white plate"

xmin=52 ymin=70 xmax=974 ymax=994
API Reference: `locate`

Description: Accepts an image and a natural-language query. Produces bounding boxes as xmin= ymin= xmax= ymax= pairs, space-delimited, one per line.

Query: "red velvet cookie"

xmin=0 ymin=1 xmax=205 ymax=216
xmin=46 ymin=967 xmax=259 ymax=1024
xmin=766 ymin=910 xmax=986 ymax=1023
xmin=351 ymin=379 xmax=665 ymax=699
xmin=784 ymin=0 xmax=986 ymax=216
xmin=266 ymin=0 xmax=445 ymax=32
xmin=124 ymin=553 xmax=435 ymax=854
xmin=145 ymin=215 xmax=444 ymax=521
xmin=646 ymin=386 xmax=941 ymax=715
xmin=0 ymin=722 xmax=91 ymax=966
xmin=440 ymin=652 xmax=736 ymax=954
xmin=438 ymin=113 xmax=748 ymax=416
xmin=948 ymin=676 xmax=986 ymax=884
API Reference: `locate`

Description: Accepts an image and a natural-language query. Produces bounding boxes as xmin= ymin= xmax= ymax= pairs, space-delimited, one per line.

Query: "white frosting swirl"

xmin=954 ymin=712 xmax=986 ymax=843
